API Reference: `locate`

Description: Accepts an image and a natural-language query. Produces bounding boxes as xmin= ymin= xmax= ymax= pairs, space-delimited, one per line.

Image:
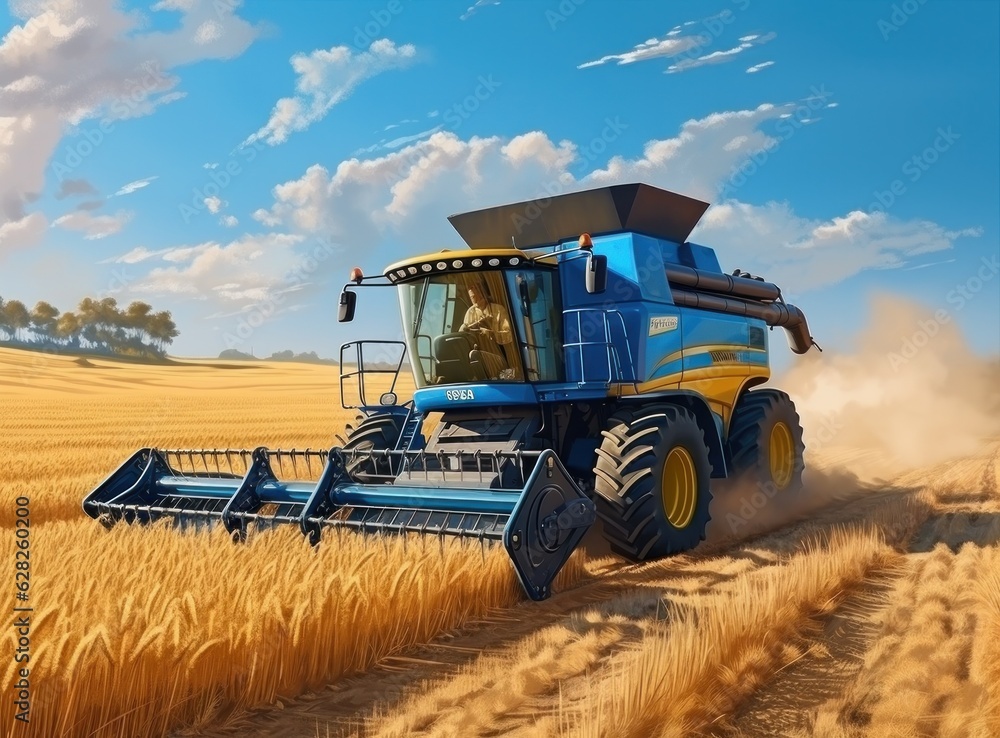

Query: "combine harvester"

xmin=84 ymin=184 xmax=818 ymax=600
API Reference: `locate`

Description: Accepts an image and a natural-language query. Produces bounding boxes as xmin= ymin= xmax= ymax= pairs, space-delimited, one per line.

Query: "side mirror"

xmin=338 ymin=290 xmax=357 ymax=322
xmin=585 ymin=254 xmax=608 ymax=294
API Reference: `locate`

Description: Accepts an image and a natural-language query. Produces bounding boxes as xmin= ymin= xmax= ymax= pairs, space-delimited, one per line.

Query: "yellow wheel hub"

xmin=769 ymin=421 xmax=795 ymax=490
xmin=661 ymin=446 xmax=698 ymax=528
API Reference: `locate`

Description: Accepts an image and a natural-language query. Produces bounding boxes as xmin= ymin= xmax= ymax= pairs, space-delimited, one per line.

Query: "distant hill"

xmin=217 ymin=349 xmax=409 ymax=371
xmin=218 ymin=349 xmax=338 ymax=365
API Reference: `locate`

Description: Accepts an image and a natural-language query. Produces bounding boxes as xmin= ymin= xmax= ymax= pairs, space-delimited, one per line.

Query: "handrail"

xmin=339 ymin=340 xmax=407 ymax=409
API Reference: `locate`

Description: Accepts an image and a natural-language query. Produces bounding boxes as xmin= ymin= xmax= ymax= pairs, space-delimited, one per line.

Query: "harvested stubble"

xmin=562 ymin=523 xmax=907 ymax=738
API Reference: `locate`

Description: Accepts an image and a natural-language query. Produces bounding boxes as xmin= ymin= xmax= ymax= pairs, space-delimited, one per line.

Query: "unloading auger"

xmin=85 ymin=183 xmax=818 ymax=600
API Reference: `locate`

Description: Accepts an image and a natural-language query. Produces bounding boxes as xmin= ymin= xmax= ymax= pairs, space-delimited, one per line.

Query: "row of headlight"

xmin=385 ymin=255 xmax=524 ymax=282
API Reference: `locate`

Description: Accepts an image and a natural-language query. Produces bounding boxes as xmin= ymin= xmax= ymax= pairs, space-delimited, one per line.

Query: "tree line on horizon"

xmin=0 ymin=295 xmax=179 ymax=358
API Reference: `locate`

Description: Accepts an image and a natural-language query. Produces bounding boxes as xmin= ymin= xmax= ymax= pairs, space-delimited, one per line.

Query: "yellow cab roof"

xmin=382 ymin=247 xmax=551 ymax=282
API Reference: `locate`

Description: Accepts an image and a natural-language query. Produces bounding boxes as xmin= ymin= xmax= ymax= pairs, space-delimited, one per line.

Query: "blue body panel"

xmin=413 ymin=230 xmax=770 ymax=423
xmin=557 ymin=231 xmax=762 ymax=390
xmin=156 ymin=475 xmax=519 ymax=514
xmin=413 ymin=382 xmax=538 ymax=413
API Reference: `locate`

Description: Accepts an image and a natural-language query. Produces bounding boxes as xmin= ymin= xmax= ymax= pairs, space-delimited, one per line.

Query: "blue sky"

xmin=0 ymin=0 xmax=997 ymax=370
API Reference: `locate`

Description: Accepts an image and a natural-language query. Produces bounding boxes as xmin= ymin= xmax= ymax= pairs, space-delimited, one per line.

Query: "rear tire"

xmin=594 ymin=404 xmax=713 ymax=561
xmin=727 ymin=389 xmax=805 ymax=493
xmin=343 ymin=413 xmax=403 ymax=483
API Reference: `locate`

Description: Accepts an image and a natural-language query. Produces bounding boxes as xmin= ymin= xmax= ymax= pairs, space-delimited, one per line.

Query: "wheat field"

xmin=331 ymin=463 xmax=1000 ymax=738
xmin=0 ymin=348 xmax=583 ymax=737
xmin=3 ymin=344 xmax=1000 ymax=738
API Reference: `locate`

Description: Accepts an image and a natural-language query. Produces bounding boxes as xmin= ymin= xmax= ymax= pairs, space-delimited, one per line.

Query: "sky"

xmin=0 ymin=0 xmax=997 ymax=371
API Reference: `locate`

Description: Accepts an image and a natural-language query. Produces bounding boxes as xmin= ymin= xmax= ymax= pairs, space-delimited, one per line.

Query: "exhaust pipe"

xmin=670 ymin=288 xmax=817 ymax=354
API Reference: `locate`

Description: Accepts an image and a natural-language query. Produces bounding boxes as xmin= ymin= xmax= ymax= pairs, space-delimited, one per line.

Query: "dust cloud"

xmin=704 ymin=293 xmax=999 ymax=548
xmin=589 ymin=294 xmax=999 ymax=557
xmin=782 ymin=293 xmax=1000 ymax=480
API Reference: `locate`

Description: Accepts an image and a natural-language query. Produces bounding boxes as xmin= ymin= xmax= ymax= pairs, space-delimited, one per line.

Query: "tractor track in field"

xmin=188 ymin=467 xmax=928 ymax=738
xmin=713 ymin=440 xmax=1000 ymax=738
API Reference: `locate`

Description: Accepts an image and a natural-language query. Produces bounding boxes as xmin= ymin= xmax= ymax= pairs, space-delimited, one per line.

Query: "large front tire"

xmin=727 ymin=389 xmax=805 ymax=493
xmin=594 ymin=404 xmax=713 ymax=561
xmin=343 ymin=413 xmax=403 ymax=483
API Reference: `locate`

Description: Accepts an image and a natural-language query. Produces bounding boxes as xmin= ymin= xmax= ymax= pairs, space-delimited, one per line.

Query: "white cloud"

xmin=204 ymin=195 xmax=226 ymax=214
xmin=252 ymin=130 xmax=578 ymax=248
xmin=944 ymin=226 xmax=984 ymax=239
xmin=667 ymin=32 xmax=776 ymax=74
xmin=252 ymin=107 xmax=787 ymax=251
xmin=0 ymin=212 xmax=46 ymax=257
xmin=579 ymin=23 xmax=776 ymax=75
xmin=0 ymin=0 xmax=261 ymax=258
xmin=100 ymin=246 xmax=171 ymax=264
xmin=905 ymin=258 xmax=956 ymax=271
xmin=143 ymin=0 xmax=261 ymax=66
xmin=248 ymin=105 xmax=971 ymax=292
xmin=52 ymin=209 xmax=131 ymax=239
xmin=693 ymin=202 xmax=973 ymax=291
xmin=220 ymin=215 xmax=239 ymax=227
xmin=382 ymin=125 xmax=444 ymax=149
xmin=114 ymin=176 xmax=158 ymax=196
xmin=746 ymin=60 xmax=775 ymax=74
xmin=193 ymin=20 xmax=222 ymax=45
xmin=243 ymin=39 xmax=419 ymax=147
xmin=461 ymin=0 xmax=501 ymax=20
xmin=383 ymin=118 xmax=418 ymax=131
xmin=578 ymin=32 xmax=707 ymax=69
xmin=203 ymin=162 xmax=219 ymax=169
xmin=584 ymin=106 xmax=789 ymax=199
xmin=353 ymin=125 xmax=444 ymax=155
xmin=151 ymin=0 xmax=197 ymax=11
xmin=127 ymin=233 xmax=306 ymax=303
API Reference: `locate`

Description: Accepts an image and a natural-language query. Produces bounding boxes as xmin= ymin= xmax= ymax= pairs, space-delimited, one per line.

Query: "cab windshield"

xmin=398 ymin=268 xmax=562 ymax=387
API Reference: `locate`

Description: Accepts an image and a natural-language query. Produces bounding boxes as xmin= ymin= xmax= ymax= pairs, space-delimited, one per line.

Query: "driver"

xmin=460 ymin=283 xmax=513 ymax=346
xmin=460 ymin=282 xmax=513 ymax=378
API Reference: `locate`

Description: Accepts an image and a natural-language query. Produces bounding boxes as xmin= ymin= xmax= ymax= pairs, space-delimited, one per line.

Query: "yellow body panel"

xmin=613 ymin=341 xmax=770 ymax=434
xmin=651 ymin=344 xmax=767 ymax=373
